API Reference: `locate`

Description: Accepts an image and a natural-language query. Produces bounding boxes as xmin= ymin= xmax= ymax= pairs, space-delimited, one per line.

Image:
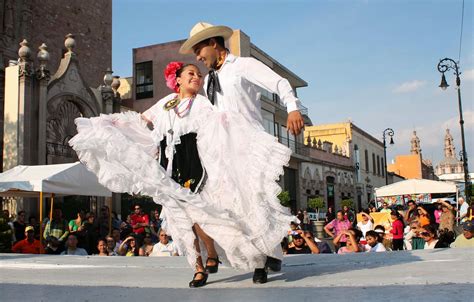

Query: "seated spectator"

xmin=149 ymin=209 xmax=162 ymax=243
xmin=45 ymin=236 xmax=64 ymax=255
xmin=380 ymin=202 xmax=391 ymax=214
xmin=119 ymin=235 xmax=140 ymax=256
xmin=130 ymin=204 xmax=149 ymax=240
xmin=434 ymin=202 xmax=443 ymax=227
xmin=139 ymin=233 xmax=154 ymax=256
xmin=83 ymin=212 xmax=99 ymax=255
xmin=43 ymin=208 xmax=69 ymax=245
xmin=286 ymin=230 xmax=319 ymax=254
xmin=374 ymin=225 xmax=392 ymax=251
xmin=96 ymin=239 xmax=109 ymax=256
xmin=150 ymin=230 xmax=179 ymax=257
xmin=365 ymin=230 xmax=386 ymax=252
xmin=342 ymin=205 xmax=356 ymax=226
xmin=111 ymin=229 xmax=122 ymax=254
xmin=324 ymin=211 xmax=351 ymax=251
xmin=11 ymin=226 xmax=43 ymax=254
xmin=0 ymin=210 xmax=13 ymax=253
xmin=404 ymin=200 xmax=418 ymax=224
xmin=307 ymin=231 xmax=332 ymax=254
xmin=356 ymin=210 xmax=374 ymax=245
xmin=13 ymin=210 xmax=27 ymax=243
xmin=105 ymin=235 xmax=118 ymax=256
xmin=61 ymin=233 xmax=88 ymax=255
xmin=419 ymin=224 xmax=448 ymax=249
xmin=404 ymin=221 xmax=418 ymax=250
xmin=325 ymin=207 xmax=335 ymax=225
xmin=336 ymin=228 xmax=363 ymax=254
xmin=287 ymin=221 xmax=301 ymax=245
xmin=450 ymin=220 xmax=474 ymax=248
xmin=28 ymin=216 xmax=40 ymax=240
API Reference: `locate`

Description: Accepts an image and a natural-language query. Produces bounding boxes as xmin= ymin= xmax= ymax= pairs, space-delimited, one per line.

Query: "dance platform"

xmin=0 ymin=248 xmax=472 ymax=301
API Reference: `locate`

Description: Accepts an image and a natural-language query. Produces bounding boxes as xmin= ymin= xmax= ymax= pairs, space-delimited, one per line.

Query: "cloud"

xmin=393 ymin=80 xmax=427 ymax=93
xmin=463 ymin=69 xmax=474 ymax=81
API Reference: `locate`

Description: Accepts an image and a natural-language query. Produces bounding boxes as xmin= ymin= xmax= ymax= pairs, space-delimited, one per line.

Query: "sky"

xmin=112 ymin=0 xmax=473 ymax=167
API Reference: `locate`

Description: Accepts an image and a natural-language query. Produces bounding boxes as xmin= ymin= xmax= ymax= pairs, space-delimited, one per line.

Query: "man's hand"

xmin=287 ymin=111 xmax=305 ymax=136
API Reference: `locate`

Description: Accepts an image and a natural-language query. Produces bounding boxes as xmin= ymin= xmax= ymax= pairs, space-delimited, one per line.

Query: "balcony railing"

xmin=277 ymin=135 xmax=310 ymax=157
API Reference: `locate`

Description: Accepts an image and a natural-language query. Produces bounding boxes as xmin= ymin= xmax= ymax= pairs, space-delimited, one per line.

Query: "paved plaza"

xmin=0 ymin=248 xmax=472 ymax=302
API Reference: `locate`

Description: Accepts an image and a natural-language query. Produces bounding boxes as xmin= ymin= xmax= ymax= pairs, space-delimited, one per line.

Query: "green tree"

xmin=341 ymin=198 xmax=354 ymax=209
xmin=278 ymin=191 xmax=291 ymax=208
xmin=308 ymin=196 xmax=325 ymax=221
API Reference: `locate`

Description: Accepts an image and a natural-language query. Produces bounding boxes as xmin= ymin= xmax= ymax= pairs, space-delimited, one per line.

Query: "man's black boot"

xmin=265 ymin=256 xmax=282 ymax=272
xmin=252 ymin=268 xmax=268 ymax=284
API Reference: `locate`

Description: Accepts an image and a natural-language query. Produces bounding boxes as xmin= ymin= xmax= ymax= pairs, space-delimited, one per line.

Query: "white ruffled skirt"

xmin=69 ymin=110 xmax=294 ymax=270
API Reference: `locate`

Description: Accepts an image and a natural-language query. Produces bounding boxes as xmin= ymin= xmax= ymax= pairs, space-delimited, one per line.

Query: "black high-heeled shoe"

xmin=189 ymin=271 xmax=208 ymax=288
xmin=205 ymin=257 xmax=221 ymax=274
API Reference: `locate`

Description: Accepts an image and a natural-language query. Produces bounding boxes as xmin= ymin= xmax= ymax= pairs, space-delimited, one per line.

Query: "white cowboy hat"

xmin=179 ymin=22 xmax=233 ymax=54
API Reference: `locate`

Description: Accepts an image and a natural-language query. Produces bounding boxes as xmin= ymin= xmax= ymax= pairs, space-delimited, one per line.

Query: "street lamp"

xmin=383 ymin=128 xmax=395 ymax=185
xmin=437 ymin=58 xmax=470 ymax=203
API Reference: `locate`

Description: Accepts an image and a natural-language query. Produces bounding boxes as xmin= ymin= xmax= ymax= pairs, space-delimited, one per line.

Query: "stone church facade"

xmin=0 ymin=0 xmax=112 ymax=171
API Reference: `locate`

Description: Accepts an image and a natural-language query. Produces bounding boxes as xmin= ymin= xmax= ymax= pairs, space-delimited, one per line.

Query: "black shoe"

xmin=189 ymin=272 xmax=208 ymax=288
xmin=252 ymin=268 xmax=268 ymax=284
xmin=265 ymin=257 xmax=282 ymax=272
xmin=205 ymin=257 xmax=221 ymax=274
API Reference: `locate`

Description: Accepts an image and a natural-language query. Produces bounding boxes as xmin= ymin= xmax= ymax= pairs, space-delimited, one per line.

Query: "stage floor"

xmin=1 ymin=248 xmax=472 ymax=302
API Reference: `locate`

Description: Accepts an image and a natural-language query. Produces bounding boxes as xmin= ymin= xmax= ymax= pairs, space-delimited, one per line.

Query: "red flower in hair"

xmin=164 ymin=61 xmax=184 ymax=93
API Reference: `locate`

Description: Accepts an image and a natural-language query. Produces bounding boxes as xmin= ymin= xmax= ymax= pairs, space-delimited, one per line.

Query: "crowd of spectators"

xmin=1 ymin=204 xmax=181 ymax=257
xmin=3 ymin=197 xmax=473 ymax=258
xmin=284 ymin=197 xmax=474 ymax=255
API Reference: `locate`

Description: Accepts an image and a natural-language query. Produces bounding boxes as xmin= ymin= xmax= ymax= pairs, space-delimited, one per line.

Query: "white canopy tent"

xmin=0 ymin=162 xmax=112 ymax=249
xmin=375 ymin=179 xmax=458 ymax=197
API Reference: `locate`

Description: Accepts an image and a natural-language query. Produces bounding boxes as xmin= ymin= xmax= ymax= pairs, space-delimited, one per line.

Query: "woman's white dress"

xmin=69 ymin=93 xmax=294 ymax=270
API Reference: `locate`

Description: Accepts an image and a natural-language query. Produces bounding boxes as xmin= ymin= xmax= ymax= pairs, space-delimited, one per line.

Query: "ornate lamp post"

xmin=382 ymin=128 xmax=395 ymax=185
xmin=437 ymin=58 xmax=470 ymax=203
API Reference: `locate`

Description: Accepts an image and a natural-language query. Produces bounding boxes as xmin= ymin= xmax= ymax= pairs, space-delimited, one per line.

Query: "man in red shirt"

xmin=12 ymin=226 xmax=44 ymax=254
xmin=130 ymin=204 xmax=149 ymax=241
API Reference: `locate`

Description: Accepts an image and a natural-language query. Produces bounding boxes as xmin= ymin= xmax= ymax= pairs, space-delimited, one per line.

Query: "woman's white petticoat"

xmin=69 ymin=107 xmax=293 ymax=270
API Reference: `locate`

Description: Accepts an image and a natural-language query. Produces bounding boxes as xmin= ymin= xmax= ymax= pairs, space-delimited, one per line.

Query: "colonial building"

xmin=0 ymin=0 xmax=112 ymax=171
xmin=388 ymin=131 xmax=436 ymax=180
xmin=304 ymin=122 xmax=387 ymax=210
xmin=300 ymin=140 xmax=355 ymax=212
xmin=2 ymin=34 xmax=120 ymax=216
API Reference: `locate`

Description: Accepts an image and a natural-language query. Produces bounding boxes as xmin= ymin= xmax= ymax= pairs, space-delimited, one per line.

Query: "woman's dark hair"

xmin=350 ymin=228 xmax=363 ymax=242
xmin=365 ymin=230 xmax=379 ymax=240
xmin=423 ymin=224 xmax=438 ymax=238
xmin=374 ymin=225 xmax=385 ymax=243
xmin=176 ymin=63 xmax=198 ymax=78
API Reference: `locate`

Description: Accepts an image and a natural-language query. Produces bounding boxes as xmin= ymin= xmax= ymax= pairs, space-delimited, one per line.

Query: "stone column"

xmin=36 ymin=43 xmax=50 ymax=164
xmin=16 ymin=39 xmax=36 ymax=166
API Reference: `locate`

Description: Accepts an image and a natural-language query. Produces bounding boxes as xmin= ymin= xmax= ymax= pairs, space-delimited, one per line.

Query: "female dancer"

xmin=69 ymin=62 xmax=294 ymax=287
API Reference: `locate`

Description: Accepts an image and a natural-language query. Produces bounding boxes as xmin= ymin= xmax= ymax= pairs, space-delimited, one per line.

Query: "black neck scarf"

xmin=207 ymin=70 xmax=221 ymax=105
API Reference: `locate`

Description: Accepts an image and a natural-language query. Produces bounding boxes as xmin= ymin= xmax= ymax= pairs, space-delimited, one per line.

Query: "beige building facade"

xmin=305 ymin=122 xmax=388 ymax=210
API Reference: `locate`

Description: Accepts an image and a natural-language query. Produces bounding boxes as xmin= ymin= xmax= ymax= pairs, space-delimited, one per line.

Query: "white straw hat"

xmin=179 ymin=22 xmax=233 ymax=54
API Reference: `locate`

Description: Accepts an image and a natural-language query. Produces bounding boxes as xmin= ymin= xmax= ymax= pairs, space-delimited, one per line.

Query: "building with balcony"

xmin=304 ymin=122 xmax=388 ymax=210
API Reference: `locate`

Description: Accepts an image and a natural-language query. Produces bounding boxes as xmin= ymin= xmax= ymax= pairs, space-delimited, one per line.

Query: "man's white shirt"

xmin=150 ymin=241 xmax=178 ymax=257
xmin=204 ymin=53 xmax=301 ymax=128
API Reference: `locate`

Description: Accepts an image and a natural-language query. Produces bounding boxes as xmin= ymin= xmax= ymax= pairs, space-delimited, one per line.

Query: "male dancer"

xmin=180 ymin=22 xmax=305 ymax=283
